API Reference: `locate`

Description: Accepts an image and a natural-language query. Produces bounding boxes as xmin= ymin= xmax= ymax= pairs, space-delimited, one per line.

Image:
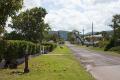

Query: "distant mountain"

xmin=85 ymin=32 xmax=98 ymax=35
xmin=85 ymin=30 xmax=113 ymax=35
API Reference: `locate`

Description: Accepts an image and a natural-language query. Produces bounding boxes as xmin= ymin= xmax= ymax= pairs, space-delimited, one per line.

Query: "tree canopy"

xmin=0 ymin=0 xmax=23 ymax=28
xmin=10 ymin=7 xmax=50 ymax=43
xmin=110 ymin=14 xmax=120 ymax=39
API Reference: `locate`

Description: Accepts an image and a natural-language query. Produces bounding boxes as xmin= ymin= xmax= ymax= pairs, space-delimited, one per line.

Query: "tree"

xmin=0 ymin=0 xmax=23 ymax=28
xmin=109 ymin=14 xmax=120 ymax=46
xmin=4 ymin=31 xmax=25 ymax=40
xmin=0 ymin=27 xmax=4 ymax=35
xmin=101 ymin=31 xmax=109 ymax=40
xmin=51 ymin=33 xmax=60 ymax=43
xmin=10 ymin=7 xmax=50 ymax=43
xmin=105 ymin=14 xmax=120 ymax=50
xmin=110 ymin=14 xmax=120 ymax=39
xmin=67 ymin=32 xmax=76 ymax=44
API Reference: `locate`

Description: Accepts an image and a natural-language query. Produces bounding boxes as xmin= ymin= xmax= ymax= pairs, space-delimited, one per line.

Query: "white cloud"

xmin=23 ymin=0 xmax=42 ymax=9
xmin=6 ymin=0 xmax=120 ymax=33
xmin=43 ymin=0 xmax=120 ymax=32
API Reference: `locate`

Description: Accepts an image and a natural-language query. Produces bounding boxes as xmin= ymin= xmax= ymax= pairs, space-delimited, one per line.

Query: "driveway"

xmin=66 ymin=43 xmax=120 ymax=80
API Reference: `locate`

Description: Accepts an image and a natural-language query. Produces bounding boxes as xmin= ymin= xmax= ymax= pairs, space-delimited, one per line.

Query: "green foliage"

xmin=0 ymin=27 xmax=4 ymax=35
xmin=110 ymin=14 xmax=120 ymax=40
xmin=105 ymin=14 xmax=120 ymax=51
xmin=0 ymin=0 xmax=23 ymax=27
xmin=104 ymin=39 xmax=115 ymax=51
xmin=11 ymin=7 xmax=49 ymax=43
xmin=109 ymin=46 xmax=120 ymax=53
xmin=0 ymin=40 xmax=7 ymax=62
xmin=4 ymin=31 xmax=25 ymax=40
xmin=0 ymin=46 xmax=94 ymax=80
xmin=42 ymin=42 xmax=57 ymax=52
xmin=67 ymin=32 xmax=75 ymax=44
xmin=59 ymin=38 xmax=65 ymax=44
xmin=98 ymin=40 xmax=109 ymax=48
xmin=3 ymin=40 xmax=37 ymax=60
xmin=101 ymin=31 xmax=110 ymax=40
xmin=0 ymin=40 xmax=57 ymax=68
xmin=50 ymin=33 xmax=60 ymax=43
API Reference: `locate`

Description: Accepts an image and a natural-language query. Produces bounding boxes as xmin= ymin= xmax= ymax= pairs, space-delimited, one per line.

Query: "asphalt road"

xmin=66 ymin=43 xmax=120 ymax=80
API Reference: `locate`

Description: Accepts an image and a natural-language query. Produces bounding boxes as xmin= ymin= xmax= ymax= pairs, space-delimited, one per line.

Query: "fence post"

xmin=24 ymin=45 xmax=29 ymax=73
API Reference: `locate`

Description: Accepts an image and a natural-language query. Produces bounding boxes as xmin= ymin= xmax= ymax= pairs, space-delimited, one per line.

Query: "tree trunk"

xmin=24 ymin=54 xmax=29 ymax=73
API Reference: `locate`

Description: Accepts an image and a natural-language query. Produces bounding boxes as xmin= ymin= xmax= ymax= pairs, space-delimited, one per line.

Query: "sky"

xmin=7 ymin=0 xmax=120 ymax=33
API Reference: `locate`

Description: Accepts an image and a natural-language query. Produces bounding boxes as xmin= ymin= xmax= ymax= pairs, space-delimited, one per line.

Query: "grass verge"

xmin=89 ymin=46 xmax=120 ymax=57
xmin=0 ymin=46 xmax=94 ymax=80
xmin=77 ymin=45 xmax=120 ymax=57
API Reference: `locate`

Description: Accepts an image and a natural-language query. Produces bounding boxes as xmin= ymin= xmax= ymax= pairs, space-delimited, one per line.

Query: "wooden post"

xmin=24 ymin=45 xmax=29 ymax=73
xmin=83 ymin=27 xmax=85 ymax=42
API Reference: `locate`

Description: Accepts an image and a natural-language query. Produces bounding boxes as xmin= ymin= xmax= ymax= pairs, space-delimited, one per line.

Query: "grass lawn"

xmin=0 ymin=46 xmax=94 ymax=80
xmin=88 ymin=46 xmax=120 ymax=57
xmin=77 ymin=45 xmax=120 ymax=57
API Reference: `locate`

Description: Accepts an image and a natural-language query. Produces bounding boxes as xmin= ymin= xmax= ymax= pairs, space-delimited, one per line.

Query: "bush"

xmin=0 ymin=40 xmax=40 ymax=68
xmin=109 ymin=46 xmax=120 ymax=53
xmin=98 ymin=41 xmax=109 ymax=48
xmin=5 ymin=41 xmax=32 ymax=59
xmin=0 ymin=40 xmax=57 ymax=68
xmin=0 ymin=40 xmax=7 ymax=62
xmin=104 ymin=39 xmax=115 ymax=51
xmin=42 ymin=42 xmax=57 ymax=52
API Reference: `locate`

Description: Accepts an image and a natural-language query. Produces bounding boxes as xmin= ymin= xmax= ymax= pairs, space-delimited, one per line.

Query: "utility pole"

xmin=92 ymin=22 xmax=94 ymax=47
xmin=83 ymin=27 xmax=85 ymax=41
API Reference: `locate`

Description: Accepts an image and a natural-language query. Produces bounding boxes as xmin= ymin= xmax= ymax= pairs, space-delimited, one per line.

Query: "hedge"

xmin=0 ymin=40 xmax=57 ymax=68
xmin=0 ymin=40 xmax=6 ymax=62
xmin=42 ymin=42 xmax=57 ymax=52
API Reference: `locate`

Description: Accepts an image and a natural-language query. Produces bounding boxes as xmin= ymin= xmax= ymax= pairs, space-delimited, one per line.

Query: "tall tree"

xmin=0 ymin=0 xmax=23 ymax=28
xmin=110 ymin=14 xmax=120 ymax=40
xmin=11 ymin=7 xmax=50 ymax=43
xmin=4 ymin=31 xmax=25 ymax=40
xmin=67 ymin=32 xmax=75 ymax=44
xmin=101 ymin=31 xmax=109 ymax=40
xmin=0 ymin=27 xmax=4 ymax=35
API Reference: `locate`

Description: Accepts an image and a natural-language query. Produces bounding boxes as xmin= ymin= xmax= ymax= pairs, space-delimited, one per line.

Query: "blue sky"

xmin=7 ymin=0 xmax=120 ymax=33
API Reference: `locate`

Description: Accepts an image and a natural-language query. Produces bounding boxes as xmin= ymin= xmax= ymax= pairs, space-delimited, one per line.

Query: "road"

xmin=66 ymin=43 xmax=120 ymax=80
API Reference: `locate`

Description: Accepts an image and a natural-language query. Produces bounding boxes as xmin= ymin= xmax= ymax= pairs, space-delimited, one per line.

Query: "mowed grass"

xmin=77 ymin=45 xmax=120 ymax=57
xmin=0 ymin=46 xmax=94 ymax=80
xmin=89 ymin=46 xmax=120 ymax=57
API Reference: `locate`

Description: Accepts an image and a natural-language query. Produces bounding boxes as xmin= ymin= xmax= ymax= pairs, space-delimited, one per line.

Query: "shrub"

xmin=42 ymin=42 xmax=57 ymax=52
xmin=0 ymin=40 xmax=57 ymax=68
xmin=0 ymin=40 xmax=41 ymax=68
xmin=104 ymin=39 xmax=115 ymax=51
xmin=98 ymin=41 xmax=109 ymax=48
xmin=109 ymin=46 xmax=120 ymax=53
xmin=0 ymin=40 xmax=7 ymax=62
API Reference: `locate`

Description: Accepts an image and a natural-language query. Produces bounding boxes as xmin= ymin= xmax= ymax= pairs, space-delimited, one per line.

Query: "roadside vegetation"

xmin=68 ymin=14 xmax=120 ymax=54
xmin=0 ymin=0 xmax=58 ymax=72
xmin=0 ymin=40 xmax=57 ymax=68
xmin=0 ymin=46 xmax=94 ymax=80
